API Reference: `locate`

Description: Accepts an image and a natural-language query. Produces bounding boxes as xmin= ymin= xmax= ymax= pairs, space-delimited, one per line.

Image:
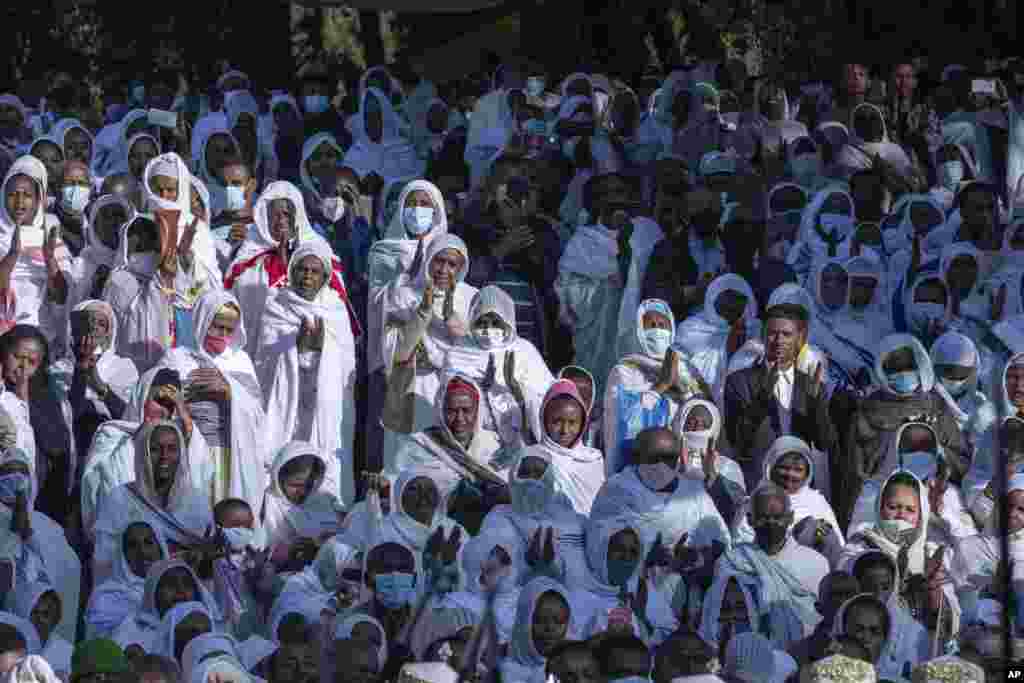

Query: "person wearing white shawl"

xmin=181 ymin=633 xmax=261 ymax=683
xmin=271 ymin=538 xmax=361 ymax=633
xmin=298 ymin=133 xmax=346 ymax=218
xmin=111 ymin=558 xmax=222 ymax=655
xmin=125 ymin=133 xmax=161 ymax=193
xmin=731 ymin=437 xmax=843 ymax=564
xmin=224 ymin=91 xmax=266 ymax=182
xmin=952 ymin=472 xmax=1024 ymax=622
xmin=157 ymin=289 xmax=268 ymax=509
xmin=463 ymin=88 xmax=519 ymax=188
xmin=92 ymin=420 xmax=212 ymax=584
xmin=61 ymin=194 xmax=133 ymax=318
xmin=930 ymin=331 xmax=996 ymax=441
xmin=192 ymin=125 xmax=241 ymax=220
xmin=224 ymin=181 xmax=334 ymax=357
xmin=436 ymin=528 xmax=523 ymax=645
xmin=84 ymin=521 xmax=169 ymax=640
xmin=787 ymin=186 xmax=864 ymax=286
xmin=477 ymin=450 xmax=590 ymax=588
xmin=714 ymin=484 xmax=827 ymax=650
xmin=672 ymin=398 xmax=747 ymax=523
xmin=840 ymin=469 xmax=961 ymax=649
xmin=573 ymin=516 xmax=677 ymax=646
xmin=0 ymin=155 xmax=72 ymax=339
xmin=829 ymin=254 xmax=891 ymax=383
xmin=326 ymin=613 xmax=389 ymax=683
xmin=604 ymin=299 xmax=711 ymax=478
xmin=963 ymin=411 xmax=1024 ymax=535
xmin=343 ymin=88 xmax=423 ymax=187
xmin=830 ymin=592 xmax=922 ymax=681
xmin=883 ymin=194 xmax=950 ymax=274
xmin=836 ymin=103 xmax=915 ymax=182
xmin=260 ymin=442 xmax=344 ymax=567
xmin=141 ymin=152 xmax=222 ymax=294
xmin=151 ymin=600 xmax=214 ymax=662
xmin=80 ymin=365 xmax=212 ymax=542
xmin=498 ymin=577 xmax=576 ymax=683
xmin=258 ymin=239 xmax=358 ymax=504
xmin=673 ymin=273 xmax=760 ymax=408
xmin=0 ymin=611 xmax=40 ymax=659
xmin=379 ymin=233 xmax=476 ymax=439
xmin=7 ymin=582 xmax=72 ymax=677
xmin=0 ymin=448 xmax=80 ymax=644
xmin=591 ymin=427 xmax=730 ymax=584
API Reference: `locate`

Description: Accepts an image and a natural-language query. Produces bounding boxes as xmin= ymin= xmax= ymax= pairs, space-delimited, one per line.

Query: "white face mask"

xmin=62 ymin=185 xmax=90 ymax=213
xmin=637 ymin=462 xmax=678 ymax=491
xmin=225 ymin=185 xmax=246 ymax=212
xmin=321 ymin=196 xmax=346 ymax=223
xmin=940 ymin=376 xmax=969 ymax=397
xmin=474 ymin=326 xmax=506 ymax=349
xmin=642 ymin=327 xmax=672 ymax=358
xmin=403 ymin=206 xmax=434 ymax=236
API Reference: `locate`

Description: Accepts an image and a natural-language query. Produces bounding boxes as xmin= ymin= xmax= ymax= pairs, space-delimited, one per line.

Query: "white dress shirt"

xmin=774 ymin=366 xmax=795 ymax=434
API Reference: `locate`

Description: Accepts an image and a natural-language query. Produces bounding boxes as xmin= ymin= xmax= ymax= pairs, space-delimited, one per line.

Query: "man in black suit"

xmin=723 ymin=303 xmax=838 ymax=489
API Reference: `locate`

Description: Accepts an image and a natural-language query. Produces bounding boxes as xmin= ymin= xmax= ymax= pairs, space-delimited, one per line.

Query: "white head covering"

xmin=383 ymin=179 xmax=448 ymax=240
xmin=299 ymin=133 xmax=346 ymax=203
xmin=153 ymin=600 xmax=213 ymax=660
xmin=0 ymin=155 xmax=49 ymax=236
xmin=723 ymin=632 xmax=776 ymax=683
xmin=929 ymin=331 xmax=991 ymax=428
xmin=343 ymin=87 xmax=423 ymax=183
xmin=0 ymin=612 xmax=41 ymax=655
xmin=142 ymin=152 xmax=192 ymax=216
xmin=334 ymin=613 xmax=389 ymax=672
xmin=795 ymin=185 xmax=856 ymax=253
xmin=860 ymin=469 xmax=932 ymax=575
xmin=874 ymin=333 xmax=935 ymax=394
xmin=247 ymin=180 xmax=317 ymax=254
xmin=132 ymin=420 xmax=194 ymax=511
xmin=632 ymin=298 xmax=676 ymax=360
xmin=466 ymin=284 xmax=518 ymax=352
xmin=180 ymin=632 xmax=242 ymax=681
xmin=903 ymin=272 xmax=952 ymax=339
xmin=130 ymin=558 xmax=221 ymax=634
xmin=1 ymin=655 xmax=59 ymax=683
xmin=501 ymin=578 xmax=574 ymax=683
xmin=83 ymin=193 xmax=135 ymax=269
xmin=581 ymin=516 xmax=644 ymax=598
xmin=262 ymin=441 xmax=339 ymax=546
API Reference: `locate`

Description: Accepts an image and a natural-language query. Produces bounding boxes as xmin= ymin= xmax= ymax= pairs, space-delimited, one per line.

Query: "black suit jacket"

xmin=723 ymin=363 xmax=839 ymax=477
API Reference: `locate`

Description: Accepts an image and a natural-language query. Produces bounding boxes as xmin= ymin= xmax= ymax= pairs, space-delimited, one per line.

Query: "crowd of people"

xmin=0 ymin=46 xmax=1021 ymax=683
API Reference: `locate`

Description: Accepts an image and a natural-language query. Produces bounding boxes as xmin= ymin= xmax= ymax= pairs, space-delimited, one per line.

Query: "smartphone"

xmin=972 ymin=79 xmax=996 ymax=96
xmin=148 ymin=108 xmax=178 ymax=129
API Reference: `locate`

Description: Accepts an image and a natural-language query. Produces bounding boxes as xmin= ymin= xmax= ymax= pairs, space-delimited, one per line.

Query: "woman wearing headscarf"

xmin=111 ymin=558 xmax=222 ymax=654
xmin=258 ymin=239 xmax=359 ymax=503
xmin=260 ymin=442 xmax=343 ymax=572
xmin=0 ymin=448 xmax=80 ymax=645
xmin=150 ymin=600 xmax=214 ymax=662
xmin=674 ymin=273 xmax=761 ymax=407
xmin=7 ymin=582 xmax=72 ymax=677
xmin=787 ymin=186 xmax=863 ymax=286
xmin=85 ymin=521 xmax=168 ymax=640
xmin=92 ymin=421 xmax=213 ymax=583
xmin=745 ymin=80 xmax=809 ymax=178
xmin=298 ymin=132 xmax=347 ymax=228
xmin=633 ymin=72 xmax=691 ymax=166
xmin=841 ymin=334 xmax=965 ymax=531
xmin=62 ymin=193 xmax=132 ymax=317
xmin=697 ymin=572 xmax=763 ymax=665
xmin=498 ymin=577 xmax=576 ymax=683
xmin=1 ymin=655 xmax=61 ymax=683
xmin=225 ymin=181 xmax=344 ymax=357
xmin=930 ymin=331 xmax=996 ymax=441
xmin=832 ymin=254 xmax=892 ymax=367
xmin=437 ymin=528 xmax=522 ymax=645
xmin=672 ymin=397 xmax=747 ymax=517
xmin=224 ymin=91 xmax=266 ymax=185
xmin=125 ymin=133 xmax=161 ymax=188
xmin=48 ymin=300 xmax=137 ymax=458
xmin=0 ymin=156 xmax=72 ymax=340
xmin=380 ymin=233 xmax=476 ymax=440
xmin=604 ymin=299 xmax=709 ymax=477
xmin=573 ymin=516 xmax=677 ymax=646
xmin=156 ymin=289 xmax=267 ymax=509
xmin=836 ymin=103 xmax=917 ymax=183
xmin=343 ymin=87 xmax=423 ymax=192
xmin=193 ymin=126 xmax=242 ymax=222
xmin=783 ymin=136 xmax=830 ymax=192
xmin=883 ymin=194 xmax=949 ymax=281
xmin=272 ymin=538 xmax=361 ymax=632
xmin=840 ymin=469 xmax=960 ymax=650
xmin=829 ymin=593 xmax=921 ymax=681
xmin=463 ymin=88 xmax=520 ymax=188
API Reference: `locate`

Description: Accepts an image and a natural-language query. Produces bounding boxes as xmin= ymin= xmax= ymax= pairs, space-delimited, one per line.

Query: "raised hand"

xmin=445 ymin=287 xmax=468 ymax=338
xmin=654 ymin=347 xmax=680 ymax=395
xmin=178 ymin=215 xmax=199 ymax=268
xmin=928 ymin=475 xmax=947 ymax=517
xmin=443 ymin=284 xmax=455 ymax=321
xmin=807 ymin=362 xmax=826 ymax=400
xmin=418 ymin=281 xmax=436 ymax=315
xmin=726 ymin=315 xmax=746 ymax=355
xmin=702 ymin=445 xmax=719 ymax=484
xmin=42 ymin=226 xmax=60 ymax=271
xmin=481 ymin=353 xmax=497 ymax=390
xmin=543 ymin=527 xmax=556 ymax=566
xmin=644 ymin=532 xmax=672 ymax=570
xmin=526 ymin=527 xmax=544 ymax=567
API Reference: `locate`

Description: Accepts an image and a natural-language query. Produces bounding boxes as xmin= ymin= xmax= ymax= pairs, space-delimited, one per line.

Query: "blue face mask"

xmin=224 ymin=185 xmax=246 ymax=212
xmin=888 ymin=370 xmax=921 ymax=395
xmin=222 ymin=526 xmax=254 ymax=551
xmin=606 ymin=557 xmax=638 ymax=587
xmin=0 ymin=473 xmax=29 ymax=503
xmin=939 ymin=160 xmax=964 ymax=191
xmin=374 ymin=572 xmax=416 ymax=609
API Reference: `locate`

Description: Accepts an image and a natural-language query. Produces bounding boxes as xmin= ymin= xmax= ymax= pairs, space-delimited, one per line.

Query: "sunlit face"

xmin=150 ymin=426 xmax=181 ymax=488
xmin=401 ymin=476 xmax=439 ymax=527
xmin=207 ymin=306 xmax=239 ymax=341
xmin=543 ymin=396 xmax=584 ymax=448
xmin=291 ymin=255 xmax=327 ymax=301
xmin=445 ymin=392 xmax=477 ymax=446
xmin=269 ymin=198 xmax=296 ymax=244
xmin=771 ymin=452 xmax=809 ymax=494
xmin=531 ymin=591 xmax=570 ymax=656
xmin=642 ymin=311 xmax=672 ymax=331
xmin=428 ymin=248 xmax=465 ymax=291
xmin=4 ymin=175 xmax=38 ymax=226
xmin=148 ymin=174 xmax=178 ymax=202
xmin=879 ymin=482 xmax=920 ymax=526
xmin=62 ymin=162 xmax=91 ymax=190
xmin=129 ymin=138 xmax=159 ymax=180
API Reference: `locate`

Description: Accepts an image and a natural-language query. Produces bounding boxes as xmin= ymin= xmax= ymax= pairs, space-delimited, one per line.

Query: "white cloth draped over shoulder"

xmin=157 ymin=289 xmax=268 ymax=511
xmin=342 ymin=87 xmax=424 ymax=184
xmin=260 ymin=442 xmax=344 ymax=553
xmin=0 ymin=449 xmax=80 ymax=643
xmin=499 ymin=578 xmax=577 ymax=683
xmin=80 ymin=365 xmax=213 ymax=542
xmin=258 ymin=240 xmax=358 ymax=504
xmin=93 ymin=420 xmax=213 ymax=584
xmin=64 ymin=194 xmax=134 ymax=322
xmin=0 ymin=156 xmax=72 ymax=339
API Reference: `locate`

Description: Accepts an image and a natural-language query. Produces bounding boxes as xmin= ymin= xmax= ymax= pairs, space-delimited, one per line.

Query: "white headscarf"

xmin=60 ymin=299 xmax=139 ymax=407
xmin=261 ymin=442 xmax=341 ymax=550
xmin=142 ymin=152 xmax=192 ymax=215
xmin=855 ymin=469 xmax=932 ymax=576
xmin=343 ymin=87 xmax=423 ymax=183
xmin=299 ymin=132 xmax=345 ymax=202
xmin=500 ymin=578 xmax=575 ymax=683
xmin=125 ymin=133 xmax=161 ymax=178
xmin=929 ymin=331 xmax=994 ymax=432
xmin=464 ymin=89 xmax=519 ymax=186
xmin=0 ymin=155 xmax=52 ymax=241
xmin=791 ymin=186 xmax=858 ymax=277
xmin=874 ymin=333 xmax=936 ymax=395
xmin=152 ymin=600 xmax=213 ymax=660
xmin=441 ymin=528 xmax=523 ymax=643
xmin=82 ymin=193 xmax=134 ymax=271
xmin=383 ymin=179 xmax=448 ymax=240
xmin=333 ymin=613 xmax=389 ymax=672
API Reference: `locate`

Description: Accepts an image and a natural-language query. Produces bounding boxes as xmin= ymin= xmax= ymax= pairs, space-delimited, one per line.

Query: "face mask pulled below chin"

xmin=321 ymin=196 xmax=346 ymax=223
xmin=637 ymin=462 xmax=677 ymax=491
xmin=642 ymin=327 xmax=672 ymax=358
xmin=62 ymin=185 xmax=90 ymax=213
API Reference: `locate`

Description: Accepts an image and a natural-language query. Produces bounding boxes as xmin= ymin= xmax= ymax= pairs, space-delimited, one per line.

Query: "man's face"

xmin=64 ymin=127 xmax=92 ymax=163
xmin=150 ymin=426 xmax=181 ymax=488
xmin=273 ymin=641 xmax=319 ymax=683
xmin=845 ymin=64 xmax=868 ymax=97
xmin=4 ymin=175 xmax=38 ymax=226
xmin=764 ymin=317 xmax=805 ymax=369
xmin=844 ymin=603 xmax=887 ymax=663
xmin=893 ymin=64 xmax=916 ymax=99
xmin=269 ymin=198 xmax=295 ymax=244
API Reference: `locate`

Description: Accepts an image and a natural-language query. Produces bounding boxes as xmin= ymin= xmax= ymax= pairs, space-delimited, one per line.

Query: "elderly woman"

xmin=156 ymin=289 xmax=267 ymax=509
xmin=257 ymin=240 xmax=360 ymax=504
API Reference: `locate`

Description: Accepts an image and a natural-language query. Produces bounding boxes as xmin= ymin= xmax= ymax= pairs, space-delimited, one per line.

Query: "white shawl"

xmin=260 ymin=442 xmax=343 ymax=552
xmin=342 ymin=87 xmax=423 ymax=184
xmin=157 ymin=289 xmax=269 ymax=511
xmin=499 ymin=578 xmax=576 ymax=683
xmin=259 ymin=240 xmax=357 ymax=504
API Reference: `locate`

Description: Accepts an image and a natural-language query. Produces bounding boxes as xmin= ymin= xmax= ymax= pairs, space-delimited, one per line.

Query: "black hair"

xmin=764 ymin=302 xmax=810 ymax=324
xmin=590 ymin=634 xmax=650 ymax=674
xmin=130 ymin=654 xmax=182 ymax=683
xmin=851 ymin=552 xmax=895 ymax=584
xmin=213 ymin=498 xmax=253 ymax=523
xmin=842 ymin=594 xmax=891 ymax=637
xmin=953 ymin=181 xmax=998 ymax=210
xmin=544 ymin=640 xmax=597 ymax=675
xmin=0 ymin=623 xmax=25 ymax=654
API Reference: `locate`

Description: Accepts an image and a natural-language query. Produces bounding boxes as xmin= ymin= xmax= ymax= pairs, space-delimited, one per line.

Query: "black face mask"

xmin=753 ymin=522 xmax=788 ymax=551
